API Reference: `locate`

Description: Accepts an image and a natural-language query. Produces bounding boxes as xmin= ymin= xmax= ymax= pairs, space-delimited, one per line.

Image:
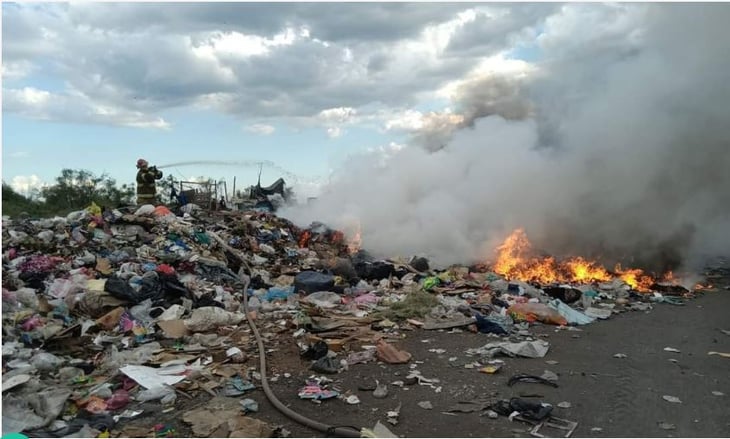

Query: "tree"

xmin=41 ymin=169 xmax=135 ymax=213
xmin=2 ymin=182 xmax=45 ymax=217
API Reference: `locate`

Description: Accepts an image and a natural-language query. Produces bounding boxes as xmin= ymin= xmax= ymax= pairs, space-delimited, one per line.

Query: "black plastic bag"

xmin=301 ymin=340 xmax=329 ymax=360
xmin=294 ymin=271 xmax=334 ymax=295
xmin=310 ymin=356 xmax=339 ymax=374
xmin=475 ymin=312 xmax=508 ymax=335
xmin=104 ymin=276 xmax=161 ymax=304
xmin=509 ymin=397 xmax=553 ymax=421
xmin=544 ymin=286 xmax=582 ymax=304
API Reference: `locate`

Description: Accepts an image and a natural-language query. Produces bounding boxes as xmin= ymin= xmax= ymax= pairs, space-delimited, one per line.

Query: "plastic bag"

xmin=475 ymin=312 xmax=509 ymax=334
xmin=264 ymin=286 xmax=294 ymax=302
xmin=47 ymin=277 xmax=87 ymax=299
xmin=184 ymin=307 xmax=246 ymax=332
xmin=548 ymin=299 xmax=595 ymax=325
xmin=30 ymin=352 xmax=64 ymax=372
xmin=508 ymin=303 xmax=568 ymax=326
xmin=305 ymin=291 xmax=341 ymax=308
xmin=294 ymin=271 xmax=334 ymax=295
xmin=136 ymin=385 xmax=175 ymax=402
xmin=134 ymin=204 xmax=156 ymax=216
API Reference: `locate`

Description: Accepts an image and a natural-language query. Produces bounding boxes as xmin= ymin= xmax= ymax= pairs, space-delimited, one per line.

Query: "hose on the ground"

xmin=208 ymin=231 xmax=363 ymax=438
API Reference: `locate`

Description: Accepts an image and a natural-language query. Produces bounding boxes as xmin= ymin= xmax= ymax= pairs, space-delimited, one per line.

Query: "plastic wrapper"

xmin=184 ymin=307 xmax=246 ymax=332
xmin=508 ymin=302 xmax=568 ymax=326
xmin=30 ymin=352 xmax=64 ymax=372
xmin=136 ymin=385 xmax=175 ymax=402
xmin=304 ymin=291 xmax=341 ymax=308
xmin=548 ymin=299 xmax=595 ymax=325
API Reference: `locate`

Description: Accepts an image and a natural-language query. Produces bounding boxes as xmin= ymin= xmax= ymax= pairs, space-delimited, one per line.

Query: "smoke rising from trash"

xmin=282 ymin=5 xmax=730 ymax=272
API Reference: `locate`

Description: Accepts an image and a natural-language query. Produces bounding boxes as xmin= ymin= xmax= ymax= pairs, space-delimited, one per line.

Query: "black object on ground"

xmin=508 ymin=374 xmax=559 ymax=388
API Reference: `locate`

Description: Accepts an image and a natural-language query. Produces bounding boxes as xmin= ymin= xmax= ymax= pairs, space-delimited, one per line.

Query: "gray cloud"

xmin=64 ymin=3 xmax=469 ymax=42
xmin=446 ymin=4 xmax=559 ymax=56
xmin=2 ymin=3 xmax=551 ymax=127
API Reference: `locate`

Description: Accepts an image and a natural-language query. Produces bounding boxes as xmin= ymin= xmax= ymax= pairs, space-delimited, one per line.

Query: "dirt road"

xmin=116 ymin=289 xmax=730 ymax=438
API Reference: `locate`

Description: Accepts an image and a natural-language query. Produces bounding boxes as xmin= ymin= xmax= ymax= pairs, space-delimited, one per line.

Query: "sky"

xmin=2 ymin=2 xmax=554 ymax=197
xmin=3 ymin=2 xmax=730 ymax=271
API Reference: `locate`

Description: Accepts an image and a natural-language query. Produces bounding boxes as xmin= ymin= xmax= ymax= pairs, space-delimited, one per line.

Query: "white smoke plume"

xmin=282 ymin=4 xmax=730 ymax=273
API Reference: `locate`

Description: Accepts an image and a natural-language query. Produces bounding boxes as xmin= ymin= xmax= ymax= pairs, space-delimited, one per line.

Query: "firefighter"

xmin=135 ymin=158 xmax=163 ymax=205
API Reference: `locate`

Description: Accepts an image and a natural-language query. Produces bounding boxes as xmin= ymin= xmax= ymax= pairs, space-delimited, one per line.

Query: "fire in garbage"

xmin=346 ymin=221 xmax=362 ymax=255
xmin=490 ymin=228 xmax=689 ymax=291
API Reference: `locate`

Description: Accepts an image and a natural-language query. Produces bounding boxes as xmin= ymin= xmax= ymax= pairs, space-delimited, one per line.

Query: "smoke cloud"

xmin=282 ymin=4 xmax=730 ymax=273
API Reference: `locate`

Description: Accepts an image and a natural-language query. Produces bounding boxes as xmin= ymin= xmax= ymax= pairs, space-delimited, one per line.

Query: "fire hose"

xmin=208 ymin=231 xmax=362 ymax=438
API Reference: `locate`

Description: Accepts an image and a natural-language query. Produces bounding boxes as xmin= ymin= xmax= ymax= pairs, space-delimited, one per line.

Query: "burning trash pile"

xmin=0 ymin=204 xmax=711 ymax=438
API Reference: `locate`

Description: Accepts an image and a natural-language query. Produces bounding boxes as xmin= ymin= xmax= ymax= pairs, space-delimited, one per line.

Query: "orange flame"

xmin=298 ymin=230 xmax=311 ymax=248
xmin=565 ymin=257 xmax=612 ymax=283
xmin=493 ymin=228 xmax=656 ymax=288
xmin=347 ymin=221 xmax=362 ymax=254
xmin=613 ymin=264 xmax=655 ymax=292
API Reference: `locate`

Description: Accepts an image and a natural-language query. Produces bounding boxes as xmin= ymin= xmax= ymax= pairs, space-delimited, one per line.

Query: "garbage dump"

xmin=0 ymin=203 xmax=713 ymax=438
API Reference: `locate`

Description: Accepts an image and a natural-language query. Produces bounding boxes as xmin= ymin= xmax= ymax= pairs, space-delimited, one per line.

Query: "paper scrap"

xmin=120 ymin=365 xmax=186 ymax=389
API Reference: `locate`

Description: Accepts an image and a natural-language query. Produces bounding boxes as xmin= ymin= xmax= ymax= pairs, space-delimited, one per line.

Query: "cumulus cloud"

xmin=3 ymin=87 xmax=170 ymax=129
xmin=283 ymin=4 xmax=730 ymax=273
xmin=10 ymin=175 xmax=46 ymax=197
xmin=1 ymin=60 xmax=35 ymax=80
xmin=2 ymin=3 xmax=552 ymax=128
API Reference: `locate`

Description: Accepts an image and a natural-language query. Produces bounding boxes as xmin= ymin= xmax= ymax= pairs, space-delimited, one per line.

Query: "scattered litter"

xmin=508 ymin=374 xmax=559 ymax=388
xmin=298 ymin=382 xmax=339 ymax=400
xmin=663 ymin=347 xmax=681 ymax=353
xmin=479 ymin=364 xmax=503 ymax=374
xmin=311 ymin=355 xmax=340 ymax=374
xmin=223 ymin=376 xmax=256 ymax=396
xmin=708 ymin=351 xmax=730 ymax=358
xmin=344 ymin=395 xmax=361 ymax=405
xmin=386 ymin=403 xmax=402 ymax=425
xmin=613 ymin=353 xmax=628 ymax=359
xmin=240 ymin=398 xmax=259 ymax=413
xmin=467 ymin=340 xmax=550 ymax=359
xmin=711 ymin=391 xmax=724 ymax=396
xmin=361 ymin=421 xmax=398 ymax=438
xmin=492 ymin=398 xmax=553 ymax=421
xmin=530 ymin=416 xmax=578 ymax=438
xmin=540 ymin=370 xmax=559 ymax=382
xmin=376 ymin=339 xmax=412 ymax=364
xmin=0 ymin=182 xmax=712 ymax=437
xmin=658 ymin=422 xmax=676 ymax=430
xmin=584 ymin=307 xmax=612 ymax=320
xmin=557 ymin=401 xmax=572 ymax=409
xmin=373 ymin=380 xmax=389 ymax=399
xmin=662 ymin=395 xmax=682 ymax=404
xmin=182 ymin=397 xmax=273 ymax=437
xmin=119 ymin=365 xmax=186 ymax=389
xmin=2 ymin=374 xmax=31 ymax=392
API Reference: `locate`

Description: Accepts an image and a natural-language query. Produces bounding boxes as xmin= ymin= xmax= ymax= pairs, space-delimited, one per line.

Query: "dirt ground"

xmin=116 ymin=286 xmax=730 ymax=438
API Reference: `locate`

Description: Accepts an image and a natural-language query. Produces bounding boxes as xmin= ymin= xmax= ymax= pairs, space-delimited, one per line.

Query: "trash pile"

xmin=1 ymin=203 xmax=707 ymax=437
